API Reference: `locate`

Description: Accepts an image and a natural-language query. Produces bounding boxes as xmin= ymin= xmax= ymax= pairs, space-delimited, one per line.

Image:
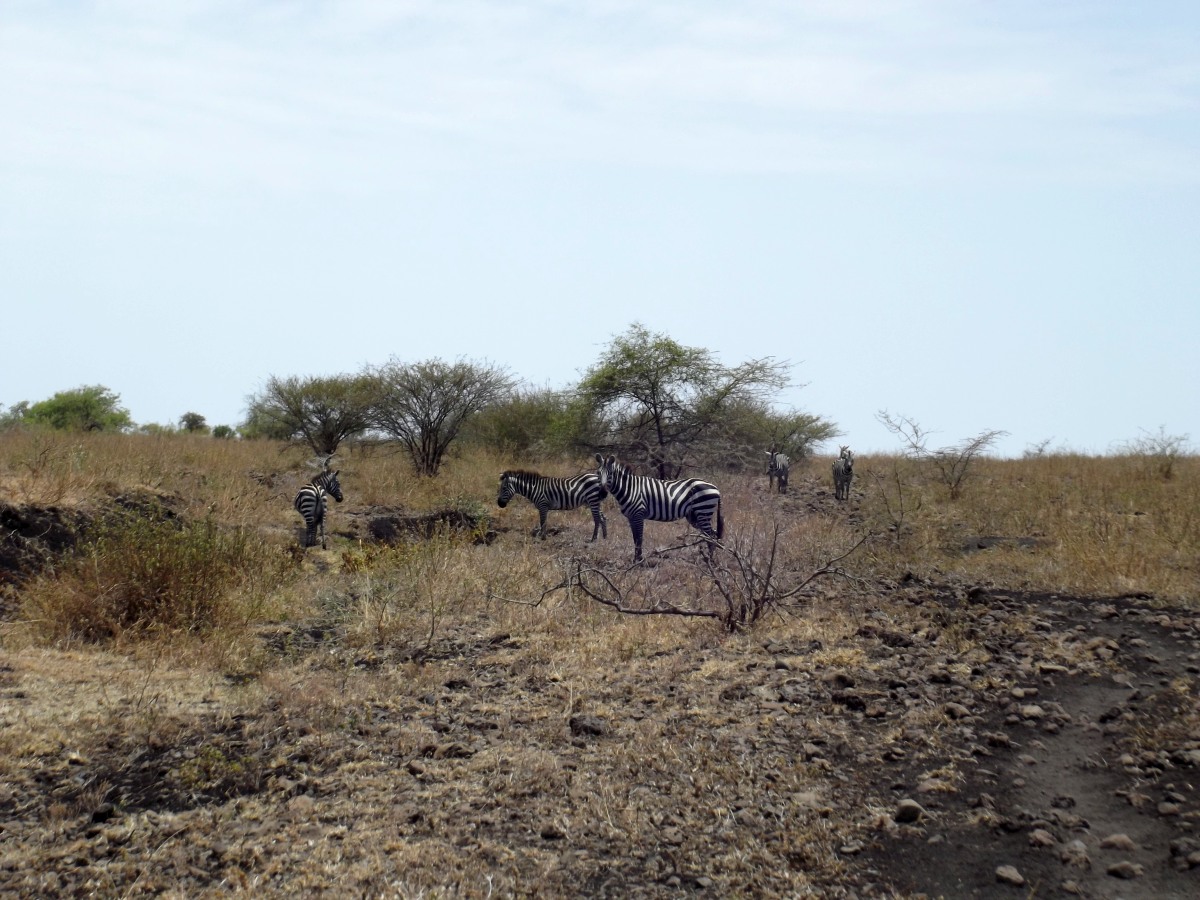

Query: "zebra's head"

xmin=839 ymin=446 xmax=854 ymax=470
xmin=497 ymin=472 xmax=515 ymax=507
xmin=595 ymin=454 xmax=623 ymax=491
xmin=319 ymin=469 xmax=344 ymax=502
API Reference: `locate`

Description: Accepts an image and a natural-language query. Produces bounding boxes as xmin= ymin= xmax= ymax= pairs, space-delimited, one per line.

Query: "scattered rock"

xmin=944 ymin=702 xmax=972 ymax=720
xmin=1105 ymin=860 xmax=1144 ymax=879
xmin=894 ymin=799 xmax=925 ymax=824
xmin=568 ymin=715 xmax=608 ymax=737
xmin=1028 ymin=829 xmax=1056 ymax=848
xmin=1099 ymin=833 xmax=1137 ymax=851
xmin=1059 ymin=840 xmax=1090 ymax=869
xmin=995 ymin=865 xmax=1025 ymax=886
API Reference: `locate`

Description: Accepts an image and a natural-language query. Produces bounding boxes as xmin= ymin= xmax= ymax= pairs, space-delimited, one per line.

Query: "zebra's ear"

xmin=594 ymin=453 xmax=603 ymax=464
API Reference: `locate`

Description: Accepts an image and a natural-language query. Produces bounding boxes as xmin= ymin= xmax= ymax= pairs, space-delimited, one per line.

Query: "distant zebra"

xmin=766 ymin=449 xmax=790 ymax=493
xmin=294 ymin=468 xmax=344 ymax=549
xmin=832 ymin=446 xmax=854 ymax=501
xmin=496 ymin=470 xmax=608 ymax=542
xmin=595 ymin=454 xmax=724 ymax=562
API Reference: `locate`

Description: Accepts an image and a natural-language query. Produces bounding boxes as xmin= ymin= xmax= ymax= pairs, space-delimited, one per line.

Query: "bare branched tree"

xmin=876 ymin=410 xmax=1007 ymax=500
xmin=502 ymin=527 xmax=872 ymax=632
xmin=1116 ymin=425 xmax=1192 ymax=480
xmin=367 ymin=357 xmax=515 ymax=476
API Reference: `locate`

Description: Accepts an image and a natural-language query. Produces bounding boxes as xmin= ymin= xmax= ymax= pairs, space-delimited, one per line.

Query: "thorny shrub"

xmin=16 ymin=511 xmax=295 ymax=644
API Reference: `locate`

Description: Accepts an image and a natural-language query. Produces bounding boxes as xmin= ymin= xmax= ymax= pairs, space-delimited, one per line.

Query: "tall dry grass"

xmin=851 ymin=451 xmax=1200 ymax=601
xmin=2 ymin=430 xmax=1197 ymax=667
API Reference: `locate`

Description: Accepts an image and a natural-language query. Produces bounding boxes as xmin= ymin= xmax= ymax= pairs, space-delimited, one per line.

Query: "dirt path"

xmin=861 ymin=593 xmax=1200 ymax=898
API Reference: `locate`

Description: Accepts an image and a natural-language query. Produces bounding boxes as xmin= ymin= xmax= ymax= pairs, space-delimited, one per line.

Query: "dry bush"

xmin=14 ymin=511 xmax=296 ymax=646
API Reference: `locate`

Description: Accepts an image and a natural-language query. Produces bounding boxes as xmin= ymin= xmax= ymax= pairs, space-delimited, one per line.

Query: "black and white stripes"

xmin=766 ymin=449 xmax=790 ymax=493
xmin=294 ymin=468 xmax=344 ymax=549
xmin=832 ymin=446 xmax=854 ymax=501
xmin=595 ymin=454 xmax=723 ymax=562
xmin=496 ymin=470 xmax=608 ymax=541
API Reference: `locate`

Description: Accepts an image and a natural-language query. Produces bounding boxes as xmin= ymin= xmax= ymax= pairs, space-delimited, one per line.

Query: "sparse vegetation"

xmin=0 ymin=430 xmax=1196 ymax=897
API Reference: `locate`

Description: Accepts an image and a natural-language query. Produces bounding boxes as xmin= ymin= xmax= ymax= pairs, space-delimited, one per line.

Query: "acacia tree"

xmin=367 ymin=357 xmax=514 ymax=476
xmin=23 ymin=385 xmax=133 ymax=432
xmin=459 ymin=385 xmax=574 ymax=457
xmin=711 ymin=398 xmax=840 ymax=472
xmin=243 ymin=374 xmax=375 ymax=454
xmin=575 ymin=324 xmax=809 ymax=479
xmin=179 ymin=412 xmax=209 ymax=434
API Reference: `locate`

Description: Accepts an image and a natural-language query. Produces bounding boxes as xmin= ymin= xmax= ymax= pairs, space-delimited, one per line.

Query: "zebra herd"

xmin=295 ymin=447 xmax=855 ymax=560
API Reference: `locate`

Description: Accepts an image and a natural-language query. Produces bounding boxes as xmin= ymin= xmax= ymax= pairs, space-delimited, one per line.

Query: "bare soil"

xmin=1 ymin=487 xmax=1198 ymax=898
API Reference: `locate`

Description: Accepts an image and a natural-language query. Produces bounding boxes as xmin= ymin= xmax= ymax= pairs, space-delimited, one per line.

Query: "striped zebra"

xmin=766 ymin=449 xmax=790 ymax=493
xmin=294 ymin=468 xmax=344 ymax=549
xmin=595 ymin=454 xmax=724 ymax=562
xmin=496 ymin=470 xmax=609 ymax=542
xmin=832 ymin=446 xmax=854 ymax=501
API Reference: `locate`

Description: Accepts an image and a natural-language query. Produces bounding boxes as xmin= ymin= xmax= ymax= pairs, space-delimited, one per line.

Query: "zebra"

xmin=832 ymin=446 xmax=854 ymax=501
xmin=595 ymin=454 xmax=724 ymax=562
xmin=294 ymin=468 xmax=344 ymax=549
xmin=766 ymin=449 xmax=790 ymax=493
xmin=496 ymin=470 xmax=608 ymax=542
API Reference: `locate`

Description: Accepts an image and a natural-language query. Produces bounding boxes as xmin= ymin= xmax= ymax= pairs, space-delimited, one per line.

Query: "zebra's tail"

xmin=716 ymin=499 xmax=725 ymax=540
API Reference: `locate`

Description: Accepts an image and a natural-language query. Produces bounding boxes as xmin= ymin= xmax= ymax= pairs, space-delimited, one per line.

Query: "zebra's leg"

xmin=535 ymin=507 xmax=548 ymax=539
xmin=689 ymin=510 xmax=720 ymax=560
xmin=588 ymin=505 xmax=602 ymax=542
xmin=628 ymin=515 xmax=644 ymax=562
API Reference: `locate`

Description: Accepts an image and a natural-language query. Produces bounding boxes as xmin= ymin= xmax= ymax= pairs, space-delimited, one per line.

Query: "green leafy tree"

xmin=23 ymin=385 xmax=133 ymax=432
xmin=576 ymin=324 xmax=805 ymax=479
xmin=367 ymin=357 xmax=515 ymax=476
xmin=179 ymin=412 xmax=209 ymax=434
xmin=460 ymin=385 xmax=576 ymax=457
xmin=0 ymin=401 xmax=30 ymax=430
xmin=212 ymin=425 xmax=236 ymax=440
xmin=243 ymin=374 xmax=374 ymax=454
xmin=709 ymin=398 xmax=839 ymax=472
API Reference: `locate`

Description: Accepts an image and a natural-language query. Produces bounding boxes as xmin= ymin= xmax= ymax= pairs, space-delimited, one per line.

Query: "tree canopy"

xmin=242 ymin=374 xmax=375 ymax=454
xmin=20 ymin=385 xmax=133 ymax=432
xmin=367 ymin=358 xmax=514 ymax=476
xmin=575 ymin=324 xmax=827 ymax=479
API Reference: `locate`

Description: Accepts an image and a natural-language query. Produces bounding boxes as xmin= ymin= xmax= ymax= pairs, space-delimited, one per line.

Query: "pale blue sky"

xmin=3 ymin=2 xmax=1197 ymax=456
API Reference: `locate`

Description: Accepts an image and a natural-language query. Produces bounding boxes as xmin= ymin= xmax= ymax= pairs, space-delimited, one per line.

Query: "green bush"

xmin=23 ymin=385 xmax=133 ymax=432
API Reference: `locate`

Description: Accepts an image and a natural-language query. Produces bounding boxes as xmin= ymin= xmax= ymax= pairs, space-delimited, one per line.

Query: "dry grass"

xmin=0 ymin=430 xmax=1197 ymax=895
xmin=848 ymin=451 xmax=1200 ymax=601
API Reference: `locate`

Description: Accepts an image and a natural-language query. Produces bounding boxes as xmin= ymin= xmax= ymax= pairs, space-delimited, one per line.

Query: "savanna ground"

xmin=1 ymin=431 xmax=1198 ymax=898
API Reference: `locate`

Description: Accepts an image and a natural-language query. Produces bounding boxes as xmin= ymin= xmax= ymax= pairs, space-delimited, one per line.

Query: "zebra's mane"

xmin=502 ymin=468 xmax=544 ymax=479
